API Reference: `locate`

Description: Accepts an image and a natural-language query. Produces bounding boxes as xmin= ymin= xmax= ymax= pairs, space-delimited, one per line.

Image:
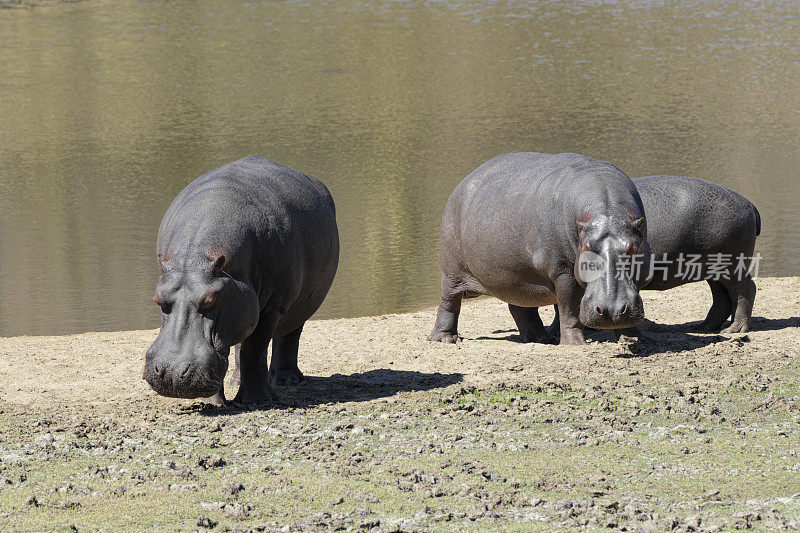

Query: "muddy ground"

xmin=0 ymin=278 xmax=798 ymax=531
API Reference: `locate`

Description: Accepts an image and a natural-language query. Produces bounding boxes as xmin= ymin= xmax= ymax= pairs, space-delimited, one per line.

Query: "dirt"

xmin=0 ymin=278 xmax=799 ymax=531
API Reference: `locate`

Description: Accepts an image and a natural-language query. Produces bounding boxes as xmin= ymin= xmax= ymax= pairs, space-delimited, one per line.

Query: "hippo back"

xmin=634 ymin=175 xmax=759 ymax=290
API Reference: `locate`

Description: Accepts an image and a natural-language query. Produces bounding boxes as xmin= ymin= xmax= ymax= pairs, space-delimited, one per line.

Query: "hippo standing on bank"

xmin=545 ymin=175 xmax=760 ymax=337
xmin=144 ymin=155 xmax=339 ymax=405
xmin=619 ymin=175 xmax=760 ymax=333
xmin=428 ymin=152 xmax=653 ymax=345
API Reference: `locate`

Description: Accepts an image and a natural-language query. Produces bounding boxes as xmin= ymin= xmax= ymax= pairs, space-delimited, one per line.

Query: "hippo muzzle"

xmin=579 ymin=285 xmax=644 ymax=329
xmin=143 ymin=341 xmax=228 ymax=399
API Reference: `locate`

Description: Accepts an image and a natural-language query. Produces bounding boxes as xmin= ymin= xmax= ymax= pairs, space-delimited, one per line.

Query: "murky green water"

xmin=0 ymin=0 xmax=798 ymax=335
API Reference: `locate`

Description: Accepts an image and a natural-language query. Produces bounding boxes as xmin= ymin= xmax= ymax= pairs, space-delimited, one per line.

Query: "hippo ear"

xmin=211 ymin=255 xmax=227 ymax=275
xmin=632 ymin=217 xmax=644 ymax=230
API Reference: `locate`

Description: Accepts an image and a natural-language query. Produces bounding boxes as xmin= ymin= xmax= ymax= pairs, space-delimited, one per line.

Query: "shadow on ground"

xmin=188 ymin=369 xmax=463 ymax=414
xmin=660 ymin=316 xmax=800 ymax=333
xmin=477 ymin=318 xmax=731 ymax=357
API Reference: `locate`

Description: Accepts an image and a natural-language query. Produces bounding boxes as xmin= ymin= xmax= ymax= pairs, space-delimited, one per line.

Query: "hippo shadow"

xmin=665 ymin=316 xmax=800 ymax=333
xmin=190 ymin=370 xmax=463 ymax=413
xmin=279 ymin=369 xmax=464 ymax=408
xmin=479 ymin=318 xmax=729 ymax=357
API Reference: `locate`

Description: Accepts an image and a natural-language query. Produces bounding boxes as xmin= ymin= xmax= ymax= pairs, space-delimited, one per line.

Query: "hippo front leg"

xmin=270 ymin=325 xmax=306 ymax=386
xmin=554 ymin=274 xmax=585 ymax=345
xmin=233 ymin=312 xmax=279 ymax=407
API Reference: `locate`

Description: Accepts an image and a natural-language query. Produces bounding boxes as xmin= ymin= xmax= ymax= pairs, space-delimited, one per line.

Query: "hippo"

xmin=548 ymin=175 xmax=760 ymax=337
xmin=143 ymin=155 xmax=339 ymax=405
xmin=428 ymin=152 xmax=653 ymax=346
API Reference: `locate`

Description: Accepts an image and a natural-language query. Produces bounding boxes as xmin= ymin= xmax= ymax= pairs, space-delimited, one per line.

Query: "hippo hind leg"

xmin=270 ymin=325 xmax=306 ymax=386
xmin=722 ymin=275 xmax=756 ymax=333
xmin=428 ymin=274 xmax=464 ymax=343
xmin=508 ymin=304 xmax=556 ymax=344
xmin=697 ymin=280 xmax=733 ymax=331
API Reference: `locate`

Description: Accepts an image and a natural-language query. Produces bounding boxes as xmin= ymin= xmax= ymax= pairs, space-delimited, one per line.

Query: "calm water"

xmin=0 ymin=0 xmax=798 ymax=336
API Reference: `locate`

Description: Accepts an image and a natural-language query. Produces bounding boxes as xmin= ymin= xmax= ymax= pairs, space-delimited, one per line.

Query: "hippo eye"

xmin=626 ymin=242 xmax=639 ymax=255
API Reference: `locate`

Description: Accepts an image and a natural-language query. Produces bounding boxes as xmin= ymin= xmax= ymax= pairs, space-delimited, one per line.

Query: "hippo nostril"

xmin=620 ymin=304 xmax=628 ymax=315
xmin=595 ymin=306 xmax=603 ymax=316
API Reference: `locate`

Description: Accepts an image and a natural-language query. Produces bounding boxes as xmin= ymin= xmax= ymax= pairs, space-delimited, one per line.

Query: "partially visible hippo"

xmin=144 ymin=155 xmax=339 ymax=405
xmin=428 ymin=152 xmax=653 ymax=346
xmin=548 ymin=175 xmax=760 ymax=336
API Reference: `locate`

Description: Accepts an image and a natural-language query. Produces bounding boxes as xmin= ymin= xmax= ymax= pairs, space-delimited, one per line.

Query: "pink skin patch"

xmin=578 ymin=214 xmax=593 ymax=249
xmin=198 ymin=290 xmax=218 ymax=310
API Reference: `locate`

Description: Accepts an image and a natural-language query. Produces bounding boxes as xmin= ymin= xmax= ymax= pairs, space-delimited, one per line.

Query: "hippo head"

xmin=574 ymin=214 xmax=652 ymax=329
xmin=143 ymin=255 xmax=259 ymax=398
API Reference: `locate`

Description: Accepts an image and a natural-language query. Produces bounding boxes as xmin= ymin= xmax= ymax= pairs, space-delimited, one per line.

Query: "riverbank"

xmin=0 ymin=278 xmax=798 ymax=530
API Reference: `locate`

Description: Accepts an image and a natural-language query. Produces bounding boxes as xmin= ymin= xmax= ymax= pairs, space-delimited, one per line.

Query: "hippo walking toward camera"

xmin=143 ymin=155 xmax=339 ymax=405
xmin=548 ymin=175 xmax=760 ymax=337
xmin=428 ymin=152 xmax=653 ymax=345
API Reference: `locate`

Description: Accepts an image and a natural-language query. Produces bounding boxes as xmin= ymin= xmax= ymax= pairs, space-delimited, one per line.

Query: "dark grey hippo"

xmin=143 ymin=155 xmax=339 ymax=406
xmin=428 ymin=152 xmax=653 ymax=346
xmin=549 ymin=175 xmax=760 ymax=337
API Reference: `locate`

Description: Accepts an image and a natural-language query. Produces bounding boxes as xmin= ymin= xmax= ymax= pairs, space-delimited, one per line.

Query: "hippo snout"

xmin=580 ymin=291 xmax=644 ymax=329
xmin=143 ymin=344 xmax=227 ymax=399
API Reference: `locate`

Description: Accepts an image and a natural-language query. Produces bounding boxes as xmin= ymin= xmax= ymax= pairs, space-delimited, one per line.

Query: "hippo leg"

xmin=428 ymin=275 xmax=463 ymax=343
xmin=270 ymin=325 xmax=306 ymax=386
xmin=508 ymin=304 xmax=556 ymax=344
xmin=722 ymin=276 xmax=756 ymax=333
xmin=200 ymin=383 xmax=228 ymax=407
xmin=554 ymin=275 xmax=585 ymax=345
xmin=697 ymin=280 xmax=733 ymax=331
xmin=233 ymin=313 xmax=279 ymax=406
xmin=229 ymin=344 xmax=241 ymax=389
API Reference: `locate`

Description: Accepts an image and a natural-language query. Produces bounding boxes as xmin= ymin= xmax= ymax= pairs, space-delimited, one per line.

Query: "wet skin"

xmin=428 ymin=152 xmax=653 ymax=346
xmin=143 ymin=156 xmax=339 ymax=406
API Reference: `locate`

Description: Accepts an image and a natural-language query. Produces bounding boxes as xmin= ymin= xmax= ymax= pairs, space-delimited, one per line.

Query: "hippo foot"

xmin=722 ymin=322 xmax=749 ymax=334
xmin=233 ymin=377 xmax=278 ymax=407
xmin=558 ymin=328 xmax=586 ymax=345
xmin=200 ymin=391 xmax=228 ymax=408
xmin=519 ymin=331 xmax=557 ymax=344
xmin=427 ymin=331 xmax=461 ymax=344
xmin=695 ymin=321 xmax=724 ymax=332
xmin=270 ymin=367 xmax=305 ymax=386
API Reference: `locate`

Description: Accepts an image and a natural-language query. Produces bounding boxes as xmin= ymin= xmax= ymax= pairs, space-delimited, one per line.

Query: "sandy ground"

xmin=0 ymin=278 xmax=798 ymax=531
xmin=2 ymin=278 xmax=798 ymax=410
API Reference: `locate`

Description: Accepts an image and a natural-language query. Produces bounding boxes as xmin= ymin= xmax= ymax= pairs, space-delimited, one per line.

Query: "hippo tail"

xmin=753 ymin=204 xmax=761 ymax=237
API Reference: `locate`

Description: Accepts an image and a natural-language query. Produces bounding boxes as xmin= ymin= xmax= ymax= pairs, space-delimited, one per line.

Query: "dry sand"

xmin=1 ymin=278 xmax=798 ymax=409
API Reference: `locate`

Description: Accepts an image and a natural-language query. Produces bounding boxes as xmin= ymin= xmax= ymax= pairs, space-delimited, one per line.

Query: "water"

xmin=0 ymin=0 xmax=798 ymax=336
